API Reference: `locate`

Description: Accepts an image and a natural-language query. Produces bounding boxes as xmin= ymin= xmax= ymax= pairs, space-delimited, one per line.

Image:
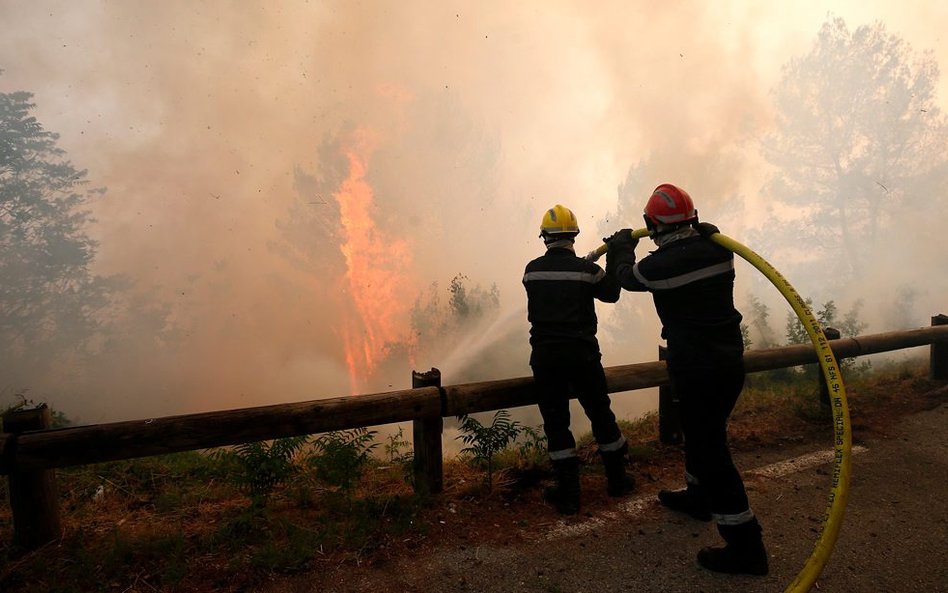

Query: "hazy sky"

xmin=1 ymin=1 xmax=946 ymax=423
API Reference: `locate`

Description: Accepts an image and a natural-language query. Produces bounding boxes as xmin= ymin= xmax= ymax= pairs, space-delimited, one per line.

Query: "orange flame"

xmin=334 ymin=128 xmax=414 ymax=393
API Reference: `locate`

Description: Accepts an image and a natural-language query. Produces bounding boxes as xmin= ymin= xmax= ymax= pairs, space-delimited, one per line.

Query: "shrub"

xmin=456 ymin=410 xmax=522 ymax=490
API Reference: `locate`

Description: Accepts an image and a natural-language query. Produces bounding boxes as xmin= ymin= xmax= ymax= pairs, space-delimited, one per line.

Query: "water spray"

xmin=438 ymin=305 xmax=529 ymax=381
xmin=587 ymin=228 xmax=852 ymax=593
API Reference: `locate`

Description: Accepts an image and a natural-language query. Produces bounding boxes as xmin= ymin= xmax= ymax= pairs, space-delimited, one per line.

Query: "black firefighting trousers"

xmin=671 ymin=363 xmax=753 ymax=523
xmin=531 ymin=359 xmax=625 ymax=460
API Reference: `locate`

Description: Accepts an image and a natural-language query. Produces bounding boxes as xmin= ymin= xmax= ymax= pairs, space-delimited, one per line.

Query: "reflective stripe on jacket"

xmin=523 ymin=247 xmax=620 ymax=365
xmin=611 ymin=235 xmax=743 ymax=371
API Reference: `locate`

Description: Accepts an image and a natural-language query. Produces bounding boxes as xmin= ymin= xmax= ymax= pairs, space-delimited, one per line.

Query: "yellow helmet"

xmin=539 ymin=204 xmax=580 ymax=237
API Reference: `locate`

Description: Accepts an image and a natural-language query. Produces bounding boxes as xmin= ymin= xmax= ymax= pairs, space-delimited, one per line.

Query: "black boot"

xmin=697 ymin=518 xmax=769 ymax=576
xmin=544 ymin=458 xmax=581 ymax=515
xmin=599 ymin=444 xmax=635 ymax=497
xmin=657 ymin=484 xmax=712 ymax=521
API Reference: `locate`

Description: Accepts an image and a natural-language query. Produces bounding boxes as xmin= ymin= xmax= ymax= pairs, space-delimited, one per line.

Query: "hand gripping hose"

xmin=588 ymin=229 xmax=852 ymax=593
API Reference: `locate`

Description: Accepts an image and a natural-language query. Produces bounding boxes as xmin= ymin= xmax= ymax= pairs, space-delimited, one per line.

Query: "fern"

xmin=208 ymin=436 xmax=308 ymax=508
xmin=307 ymin=428 xmax=379 ymax=503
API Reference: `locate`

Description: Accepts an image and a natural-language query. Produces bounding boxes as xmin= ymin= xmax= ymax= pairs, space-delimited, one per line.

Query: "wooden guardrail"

xmin=3 ymin=316 xmax=948 ymax=548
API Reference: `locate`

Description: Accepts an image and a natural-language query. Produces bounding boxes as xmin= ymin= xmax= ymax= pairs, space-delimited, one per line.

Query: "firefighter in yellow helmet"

xmin=522 ymin=204 xmax=634 ymax=515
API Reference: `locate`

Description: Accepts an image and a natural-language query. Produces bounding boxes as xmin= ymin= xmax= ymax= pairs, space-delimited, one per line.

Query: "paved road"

xmin=283 ymin=402 xmax=947 ymax=593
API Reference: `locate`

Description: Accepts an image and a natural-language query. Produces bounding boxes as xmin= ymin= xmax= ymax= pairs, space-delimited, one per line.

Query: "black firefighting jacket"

xmin=523 ymin=246 xmax=620 ymax=366
xmin=607 ymin=232 xmax=743 ymax=372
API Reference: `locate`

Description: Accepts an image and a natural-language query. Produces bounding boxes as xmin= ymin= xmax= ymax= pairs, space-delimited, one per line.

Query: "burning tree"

xmin=277 ymin=117 xmax=505 ymax=392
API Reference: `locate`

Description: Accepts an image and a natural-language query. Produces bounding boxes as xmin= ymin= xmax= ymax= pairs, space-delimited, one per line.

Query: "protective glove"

xmin=694 ymin=222 xmax=720 ymax=238
xmin=603 ymin=229 xmax=639 ymax=251
xmin=604 ymin=229 xmax=637 ymax=276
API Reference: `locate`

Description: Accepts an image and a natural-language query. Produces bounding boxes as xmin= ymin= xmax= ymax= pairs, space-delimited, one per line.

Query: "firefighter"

xmin=523 ymin=204 xmax=635 ymax=515
xmin=604 ymin=184 xmax=768 ymax=575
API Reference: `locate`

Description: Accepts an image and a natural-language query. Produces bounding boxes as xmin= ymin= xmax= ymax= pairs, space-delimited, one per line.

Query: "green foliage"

xmin=383 ymin=426 xmax=412 ymax=464
xmin=368 ymin=274 xmax=506 ymax=384
xmin=410 ymin=274 xmax=501 ymax=342
xmin=382 ymin=426 xmax=414 ymax=485
xmin=209 ymin=436 xmax=308 ymax=508
xmin=784 ymin=297 xmax=814 ymax=345
xmin=456 ymin=410 xmax=523 ymax=489
xmin=783 ymin=298 xmax=870 ymax=377
xmin=783 ymin=298 xmax=869 ymax=342
xmin=449 ymin=273 xmax=499 ymax=320
xmin=449 ymin=273 xmax=473 ymax=318
xmin=307 ymin=428 xmax=378 ymax=500
xmin=837 ymin=301 xmax=869 ymax=338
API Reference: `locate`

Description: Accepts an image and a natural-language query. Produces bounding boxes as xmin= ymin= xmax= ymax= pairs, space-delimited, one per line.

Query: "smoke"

xmin=1 ymin=1 xmax=946 ymax=424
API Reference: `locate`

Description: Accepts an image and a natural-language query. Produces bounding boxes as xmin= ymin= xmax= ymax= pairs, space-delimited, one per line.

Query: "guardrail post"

xmin=932 ymin=314 xmax=948 ymax=380
xmin=657 ymin=345 xmax=682 ymax=444
xmin=2 ymin=404 xmax=62 ymax=549
xmin=820 ymin=327 xmax=842 ymax=407
xmin=411 ymin=368 xmax=443 ymax=496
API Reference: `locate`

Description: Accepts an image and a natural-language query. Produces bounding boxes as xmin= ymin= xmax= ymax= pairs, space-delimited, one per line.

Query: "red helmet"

xmin=643 ymin=183 xmax=697 ymax=228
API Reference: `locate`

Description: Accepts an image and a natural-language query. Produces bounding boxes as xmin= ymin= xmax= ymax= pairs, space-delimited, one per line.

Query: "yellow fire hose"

xmin=588 ymin=229 xmax=852 ymax=593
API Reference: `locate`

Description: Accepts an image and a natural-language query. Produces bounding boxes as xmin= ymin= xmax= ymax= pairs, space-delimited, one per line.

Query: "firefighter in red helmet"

xmin=523 ymin=204 xmax=635 ymax=515
xmin=604 ymin=184 xmax=769 ymax=575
